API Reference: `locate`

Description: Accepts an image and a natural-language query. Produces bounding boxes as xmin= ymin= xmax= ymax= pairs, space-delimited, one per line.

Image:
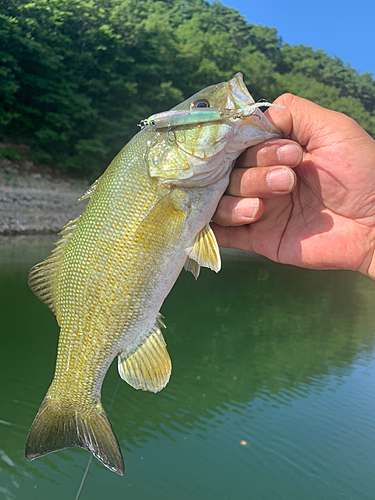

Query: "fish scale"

xmin=25 ymin=73 xmax=282 ymax=475
xmin=51 ymin=129 xmax=171 ymax=399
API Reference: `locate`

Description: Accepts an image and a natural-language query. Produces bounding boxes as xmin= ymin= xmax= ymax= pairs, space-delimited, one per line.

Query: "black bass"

xmin=25 ymin=73 xmax=282 ymax=475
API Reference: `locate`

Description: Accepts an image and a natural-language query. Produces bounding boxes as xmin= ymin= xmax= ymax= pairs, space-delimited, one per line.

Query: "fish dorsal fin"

xmin=28 ymin=217 xmax=80 ymax=318
xmin=135 ymin=189 xmax=189 ymax=248
xmin=185 ymin=223 xmax=221 ymax=280
xmin=77 ymin=177 xmax=101 ymax=203
xmin=118 ymin=315 xmax=171 ymax=393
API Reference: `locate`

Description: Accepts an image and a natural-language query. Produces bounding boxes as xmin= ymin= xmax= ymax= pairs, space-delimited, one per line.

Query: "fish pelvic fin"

xmin=25 ymin=395 xmax=124 ymax=476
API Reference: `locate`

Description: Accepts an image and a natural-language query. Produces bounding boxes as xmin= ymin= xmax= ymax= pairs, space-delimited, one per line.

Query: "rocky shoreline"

xmin=0 ymin=157 xmax=90 ymax=235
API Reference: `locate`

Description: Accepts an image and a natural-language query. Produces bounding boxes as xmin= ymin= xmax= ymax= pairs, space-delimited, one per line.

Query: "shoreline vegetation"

xmin=1 ymin=0 xmax=374 ymax=234
xmin=1 ymin=0 xmax=374 ymax=181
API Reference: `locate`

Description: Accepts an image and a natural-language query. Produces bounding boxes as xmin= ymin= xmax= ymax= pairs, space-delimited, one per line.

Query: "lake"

xmin=0 ymin=235 xmax=374 ymax=500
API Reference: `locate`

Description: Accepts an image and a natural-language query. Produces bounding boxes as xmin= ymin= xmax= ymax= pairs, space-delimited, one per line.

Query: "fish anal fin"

xmin=25 ymin=394 xmax=124 ymax=475
xmin=118 ymin=316 xmax=171 ymax=393
xmin=184 ymin=257 xmax=201 ymax=280
xmin=28 ymin=217 xmax=80 ymax=316
xmin=185 ymin=223 xmax=221 ymax=277
xmin=135 ymin=190 xmax=189 ymax=250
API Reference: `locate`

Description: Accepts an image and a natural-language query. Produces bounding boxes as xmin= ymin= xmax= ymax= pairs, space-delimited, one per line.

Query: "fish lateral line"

xmin=138 ymin=102 xmax=285 ymax=130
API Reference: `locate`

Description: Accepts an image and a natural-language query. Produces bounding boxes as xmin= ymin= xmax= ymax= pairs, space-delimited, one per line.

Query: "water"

xmin=0 ymin=235 xmax=375 ymax=500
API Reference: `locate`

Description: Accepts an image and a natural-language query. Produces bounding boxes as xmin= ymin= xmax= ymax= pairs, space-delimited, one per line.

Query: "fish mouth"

xmin=229 ymin=72 xmax=283 ymax=140
xmin=229 ymin=73 xmax=254 ymax=108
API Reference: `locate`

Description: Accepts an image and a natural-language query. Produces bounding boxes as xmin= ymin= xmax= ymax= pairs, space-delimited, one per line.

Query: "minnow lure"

xmin=139 ymin=102 xmax=284 ymax=130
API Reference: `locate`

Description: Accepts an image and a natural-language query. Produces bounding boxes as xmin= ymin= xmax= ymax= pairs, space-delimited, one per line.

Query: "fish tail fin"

xmin=25 ymin=395 xmax=124 ymax=475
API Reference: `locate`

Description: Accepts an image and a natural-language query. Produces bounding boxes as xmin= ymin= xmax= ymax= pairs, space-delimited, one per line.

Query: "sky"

xmin=215 ymin=0 xmax=375 ymax=76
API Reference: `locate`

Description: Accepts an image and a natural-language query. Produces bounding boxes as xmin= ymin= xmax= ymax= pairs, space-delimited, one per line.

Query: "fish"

xmin=25 ymin=73 xmax=282 ymax=475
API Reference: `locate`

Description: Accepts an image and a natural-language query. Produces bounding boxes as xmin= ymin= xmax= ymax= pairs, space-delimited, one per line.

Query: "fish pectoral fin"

xmin=118 ymin=316 xmax=171 ymax=393
xmin=135 ymin=189 xmax=189 ymax=248
xmin=185 ymin=223 xmax=221 ymax=278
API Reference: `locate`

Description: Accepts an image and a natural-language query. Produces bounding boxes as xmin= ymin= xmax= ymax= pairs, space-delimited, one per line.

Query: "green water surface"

xmin=0 ymin=235 xmax=374 ymax=500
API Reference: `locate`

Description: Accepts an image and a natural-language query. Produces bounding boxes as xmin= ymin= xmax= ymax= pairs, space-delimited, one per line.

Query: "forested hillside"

xmin=1 ymin=0 xmax=374 ymax=177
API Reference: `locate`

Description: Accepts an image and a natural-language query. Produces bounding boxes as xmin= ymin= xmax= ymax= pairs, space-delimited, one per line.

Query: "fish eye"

xmin=191 ymin=99 xmax=210 ymax=108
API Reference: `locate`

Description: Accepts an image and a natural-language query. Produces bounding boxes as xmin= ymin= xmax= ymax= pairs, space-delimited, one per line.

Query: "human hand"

xmin=212 ymin=94 xmax=375 ymax=279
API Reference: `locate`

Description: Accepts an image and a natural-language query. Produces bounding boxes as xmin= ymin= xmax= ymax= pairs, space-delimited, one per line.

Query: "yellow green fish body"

xmin=25 ymin=73 xmax=282 ymax=475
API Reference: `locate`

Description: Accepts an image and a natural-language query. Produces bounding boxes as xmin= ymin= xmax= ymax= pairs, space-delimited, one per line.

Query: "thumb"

xmin=264 ymin=94 xmax=341 ymax=151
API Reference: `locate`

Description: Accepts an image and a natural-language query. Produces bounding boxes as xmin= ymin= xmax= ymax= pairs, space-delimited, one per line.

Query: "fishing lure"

xmin=138 ymin=108 xmax=234 ymax=129
xmin=139 ymin=102 xmax=284 ymax=130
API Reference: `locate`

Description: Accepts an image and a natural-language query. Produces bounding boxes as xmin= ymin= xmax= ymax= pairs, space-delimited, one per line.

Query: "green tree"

xmin=0 ymin=0 xmax=374 ymax=178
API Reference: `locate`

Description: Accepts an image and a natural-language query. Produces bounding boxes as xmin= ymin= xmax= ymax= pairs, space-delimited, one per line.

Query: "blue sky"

xmin=216 ymin=0 xmax=375 ymax=76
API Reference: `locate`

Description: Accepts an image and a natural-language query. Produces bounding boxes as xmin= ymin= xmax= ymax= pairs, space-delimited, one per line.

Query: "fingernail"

xmin=277 ymin=144 xmax=302 ymax=165
xmin=267 ymin=168 xmax=294 ymax=193
xmin=234 ymin=198 xmax=259 ymax=219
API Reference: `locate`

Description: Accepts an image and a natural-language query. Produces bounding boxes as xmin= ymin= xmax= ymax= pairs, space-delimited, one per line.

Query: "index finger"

xmin=235 ymin=138 xmax=302 ymax=169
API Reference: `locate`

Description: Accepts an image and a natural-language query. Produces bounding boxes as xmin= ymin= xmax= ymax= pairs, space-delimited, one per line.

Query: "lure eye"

xmin=191 ymin=99 xmax=210 ymax=108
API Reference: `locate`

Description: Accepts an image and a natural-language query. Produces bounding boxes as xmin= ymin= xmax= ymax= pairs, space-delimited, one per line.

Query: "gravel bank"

xmin=0 ymin=158 xmax=90 ymax=235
